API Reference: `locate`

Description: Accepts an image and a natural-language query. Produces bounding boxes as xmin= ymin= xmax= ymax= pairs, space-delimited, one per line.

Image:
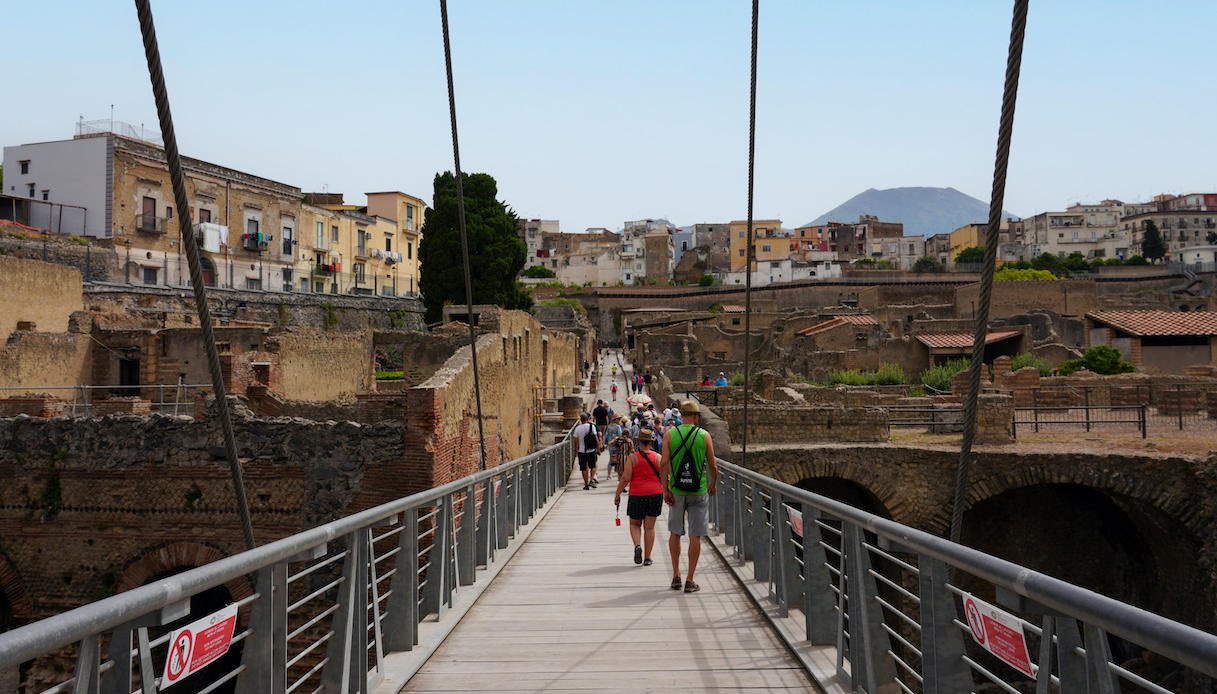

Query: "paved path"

xmin=402 ymin=354 xmax=812 ymax=692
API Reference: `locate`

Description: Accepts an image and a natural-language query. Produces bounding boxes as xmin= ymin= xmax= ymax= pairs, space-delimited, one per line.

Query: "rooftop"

xmin=1087 ymin=310 xmax=1217 ymax=337
xmin=796 ymin=314 xmax=879 ymax=337
xmin=915 ymin=330 xmax=1021 ymax=349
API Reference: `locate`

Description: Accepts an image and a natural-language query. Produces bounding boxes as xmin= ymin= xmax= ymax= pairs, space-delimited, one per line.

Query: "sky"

xmin=4 ymin=1 xmax=1216 ymax=233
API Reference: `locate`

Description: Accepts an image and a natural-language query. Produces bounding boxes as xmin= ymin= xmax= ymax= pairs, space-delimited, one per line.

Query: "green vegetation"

xmin=40 ymin=462 xmax=62 ymax=521
xmin=1057 ymin=345 xmax=1135 ymax=376
xmin=825 ymin=363 xmax=908 ymax=386
xmin=522 ymin=265 xmax=556 ymax=278
xmin=419 ymin=171 xmax=531 ymax=323
xmin=994 ymin=267 xmax=1057 ymax=281
xmin=729 ymin=370 xmax=747 ymax=386
xmin=536 ymin=297 xmax=587 ymax=315
xmin=921 ymin=358 xmax=970 ymax=392
xmin=388 ymin=309 xmax=410 ymax=329
xmin=1010 ymin=352 xmax=1051 ymax=376
xmin=913 ymin=256 xmax=942 ymax=273
xmin=321 ymin=302 xmax=338 ymax=330
xmin=1207 ymin=231 xmax=1217 ymax=245
xmin=376 ymin=370 xmax=405 ymax=381
xmin=854 ymin=258 xmax=894 ymax=269
xmin=708 ymin=303 xmax=724 ymax=314
xmin=698 ymin=274 xmax=715 ymax=286
xmin=276 ymin=302 xmax=288 ymax=325
xmin=1140 ymin=220 xmax=1166 ymax=263
xmin=954 ymin=246 xmax=986 ymax=264
xmin=184 ymin=484 xmax=204 ymax=510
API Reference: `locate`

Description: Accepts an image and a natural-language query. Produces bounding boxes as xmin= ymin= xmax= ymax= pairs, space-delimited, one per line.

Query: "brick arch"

xmin=752 ymin=458 xmax=912 ymax=523
xmin=118 ymin=542 xmax=252 ymax=601
xmin=0 ymin=551 xmax=33 ymax=622
xmin=922 ymin=459 xmax=1209 ymax=541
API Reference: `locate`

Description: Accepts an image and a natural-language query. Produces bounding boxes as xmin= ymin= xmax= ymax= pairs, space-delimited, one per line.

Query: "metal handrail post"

xmin=732 ymin=475 xmax=744 ymax=559
xmin=771 ymin=491 xmax=789 ymax=615
xmin=843 ymin=522 xmax=896 ymax=692
xmin=384 ymin=509 xmax=419 ymax=652
xmin=321 ymin=530 xmax=369 ymax=693
xmin=457 ymin=485 xmax=477 ymax=586
xmin=917 ymin=556 xmax=970 ymax=693
xmin=476 ymin=478 xmax=495 ymax=566
xmin=235 ymin=562 xmax=287 ymax=694
xmin=749 ymin=484 xmax=766 ymax=578
xmin=801 ymin=507 xmax=836 ymax=645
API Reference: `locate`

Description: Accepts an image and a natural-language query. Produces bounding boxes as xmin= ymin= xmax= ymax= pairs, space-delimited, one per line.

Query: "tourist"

xmin=644 ymin=371 xmax=653 ymax=387
xmin=611 ymin=381 xmax=619 ymax=400
xmin=714 ymin=371 xmax=729 ymax=387
xmin=701 ymin=375 xmax=712 ymax=387
xmin=614 ymin=428 xmax=663 ymax=566
xmin=661 ymin=400 xmax=718 ymax=593
xmin=605 ymin=415 xmax=625 ymax=479
xmin=592 ymin=399 xmax=611 ymax=449
xmin=572 ymin=412 xmax=600 ymax=490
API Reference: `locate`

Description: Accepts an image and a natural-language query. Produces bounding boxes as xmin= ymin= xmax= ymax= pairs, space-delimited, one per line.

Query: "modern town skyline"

xmin=4 ymin=1 xmax=1215 ymax=232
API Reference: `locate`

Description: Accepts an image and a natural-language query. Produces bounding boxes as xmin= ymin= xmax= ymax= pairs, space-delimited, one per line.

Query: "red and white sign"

xmin=786 ymin=507 xmax=804 ymax=538
xmin=161 ymin=603 xmax=239 ymax=688
xmin=961 ymin=592 xmax=1034 ymax=677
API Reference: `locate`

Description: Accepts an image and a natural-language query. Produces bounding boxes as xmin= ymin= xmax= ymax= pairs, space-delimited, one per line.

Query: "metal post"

xmin=733 ymin=476 xmax=745 ymax=559
xmin=457 ymin=485 xmax=476 ymax=586
xmin=843 ymin=523 xmax=897 ymax=693
xmin=917 ymin=556 xmax=971 ymax=693
xmin=1140 ymin=403 xmax=1147 ymax=439
xmin=1082 ymin=623 xmax=1121 ymax=694
xmin=384 ymin=509 xmax=419 ymax=652
xmin=1033 ymin=388 xmax=1040 ymax=433
xmin=236 ymin=563 xmax=287 ymax=694
xmin=1176 ymin=385 xmax=1184 ymax=431
xmin=801 ymin=507 xmax=836 ymax=644
xmin=750 ymin=484 xmax=767 ymax=580
xmin=496 ymin=477 xmax=510 ymax=550
xmin=771 ymin=491 xmax=789 ymax=615
xmin=322 ymin=530 xmax=369 ymax=693
xmin=1084 ymin=386 xmax=1092 ymax=432
xmin=476 ymin=477 xmax=495 ymax=566
xmin=72 ymin=634 xmax=101 ymax=694
xmin=102 ymin=623 xmax=133 ymax=694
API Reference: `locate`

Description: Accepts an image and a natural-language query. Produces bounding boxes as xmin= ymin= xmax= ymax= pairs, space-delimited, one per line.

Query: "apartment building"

xmin=300 ymin=193 xmax=419 ymax=297
xmin=621 ymin=218 xmax=676 ymax=284
xmin=366 ymin=191 xmax=424 ymax=296
xmin=1120 ymin=193 xmax=1217 ymax=256
xmin=519 ymin=218 xmax=561 ymax=269
xmin=727 ymin=219 xmax=784 ymax=271
xmin=793 ymin=216 xmax=902 ymax=262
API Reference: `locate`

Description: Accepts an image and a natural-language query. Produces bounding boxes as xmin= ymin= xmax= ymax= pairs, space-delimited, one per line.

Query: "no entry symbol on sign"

xmin=964 ymin=598 xmax=986 ymax=645
xmin=165 ymin=630 xmax=194 ymax=684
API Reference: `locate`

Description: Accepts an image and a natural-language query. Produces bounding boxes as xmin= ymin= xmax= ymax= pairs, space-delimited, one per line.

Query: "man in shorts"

xmin=660 ymin=400 xmax=717 ymax=593
xmin=592 ymin=399 xmax=611 ymax=449
xmin=572 ymin=412 xmax=600 ymax=490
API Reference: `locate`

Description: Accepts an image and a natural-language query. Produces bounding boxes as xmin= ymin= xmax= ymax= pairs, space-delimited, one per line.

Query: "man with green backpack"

xmin=660 ymin=400 xmax=718 ymax=593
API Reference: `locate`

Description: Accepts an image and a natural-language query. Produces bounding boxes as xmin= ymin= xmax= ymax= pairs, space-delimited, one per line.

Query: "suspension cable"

xmin=949 ymin=0 xmax=1030 ymax=546
xmin=133 ymin=0 xmax=256 ymax=549
xmin=439 ymin=0 xmax=488 ymax=470
xmin=740 ymin=0 xmax=760 ymax=470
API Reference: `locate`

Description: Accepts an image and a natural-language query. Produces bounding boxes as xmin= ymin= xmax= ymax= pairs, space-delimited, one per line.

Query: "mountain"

xmin=803 ymin=187 xmax=1019 ymax=238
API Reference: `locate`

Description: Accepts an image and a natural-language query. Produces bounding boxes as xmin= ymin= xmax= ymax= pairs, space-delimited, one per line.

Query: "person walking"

xmin=592 ymin=399 xmax=610 ymax=449
xmin=660 ymin=400 xmax=717 ymax=593
xmin=605 ymin=415 xmax=625 ymax=480
xmin=614 ymin=428 xmax=663 ymax=566
xmin=572 ymin=412 xmax=600 ymax=490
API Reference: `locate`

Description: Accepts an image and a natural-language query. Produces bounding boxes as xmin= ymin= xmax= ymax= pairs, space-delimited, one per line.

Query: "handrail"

xmin=0 ymin=436 xmax=572 ymax=677
xmin=716 ymin=458 xmax=1217 ymax=684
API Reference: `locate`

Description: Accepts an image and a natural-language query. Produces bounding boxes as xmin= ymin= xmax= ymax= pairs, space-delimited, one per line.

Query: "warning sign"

xmin=160 ymin=603 xmax=239 ymax=688
xmin=961 ymin=592 xmax=1034 ymax=678
xmin=787 ymin=507 xmax=804 ymax=538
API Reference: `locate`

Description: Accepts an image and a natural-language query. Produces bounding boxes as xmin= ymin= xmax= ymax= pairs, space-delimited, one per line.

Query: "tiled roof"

xmin=1087 ymin=311 xmax=1217 ymax=337
xmin=721 ymin=305 xmax=746 ymax=313
xmin=915 ymin=330 xmax=1022 ymax=349
xmin=796 ymin=314 xmax=878 ymax=337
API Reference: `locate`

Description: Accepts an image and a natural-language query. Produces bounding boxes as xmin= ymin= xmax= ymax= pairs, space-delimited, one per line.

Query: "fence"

xmin=889 ymin=406 xmax=963 ymax=433
xmin=1014 ymin=405 xmax=1147 ymax=438
xmin=0 ymin=384 xmax=211 ymax=417
xmin=711 ymin=460 xmax=1217 ymax=693
xmin=1024 ymin=383 xmax=1213 ymax=433
xmin=0 ymin=438 xmax=572 ymax=693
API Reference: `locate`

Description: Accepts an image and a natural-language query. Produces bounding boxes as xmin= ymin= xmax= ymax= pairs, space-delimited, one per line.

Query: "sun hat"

xmin=637 ymin=428 xmax=655 ymax=443
xmin=680 ymin=400 xmax=700 ymax=416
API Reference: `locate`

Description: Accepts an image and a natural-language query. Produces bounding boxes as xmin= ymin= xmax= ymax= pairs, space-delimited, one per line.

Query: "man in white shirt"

xmin=572 ymin=412 xmax=600 ymax=490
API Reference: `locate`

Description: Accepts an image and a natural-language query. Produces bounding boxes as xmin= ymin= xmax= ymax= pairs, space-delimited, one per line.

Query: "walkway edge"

xmin=373 ymin=480 xmax=569 ymax=693
xmin=706 ymin=532 xmax=849 ymax=694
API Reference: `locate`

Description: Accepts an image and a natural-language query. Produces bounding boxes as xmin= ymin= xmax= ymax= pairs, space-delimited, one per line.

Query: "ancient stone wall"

xmin=0 ymin=413 xmax=403 ymax=622
xmin=0 ymin=256 xmax=84 ymax=338
xmin=0 ymin=332 xmax=92 ymax=395
xmin=273 ymin=329 xmax=373 ymax=400
xmin=717 ymin=404 xmax=889 ymax=444
xmin=0 ymin=233 xmax=119 ymax=283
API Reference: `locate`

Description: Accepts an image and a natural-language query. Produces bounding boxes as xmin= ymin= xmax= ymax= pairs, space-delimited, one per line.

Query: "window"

xmin=316 ymin=221 xmax=325 ymax=248
xmin=27 ymin=183 xmax=35 ymax=198
xmin=41 ymin=190 xmax=49 ymax=201
xmin=246 ymin=218 xmax=259 ymax=234
xmin=245 ymin=278 xmax=261 ymax=290
xmin=357 ymin=230 xmax=367 ymax=255
xmin=354 ymin=263 xmax=365 ymax=282
xmin=282 ymin=226 xmax=294 ymax=254
xmin=331 ymin=225 xmax=339 ymax=243
xmin=406 ymin=205 xmax=415 ymax=230
xmin=738 ymin=249 xmax=745 ymax=257
xmin=282 ymin=268 xmax=293 ymax=291
xmin=143 ymin=267 xmax=158 ymax=285
xmin=385 ymin=236 xmax=392 ymax=253
xmin=166 ymin=205 xmax=173 ymax=219
xmin=762 ymin=244 xmax=771 ymax=252
xmin=199 ymin=208 xmax=212 ymax=224
xmin=19 ymin=160 xmax=29 ymax=174
xmin=407 ymin=241 xmax=413 ymax=259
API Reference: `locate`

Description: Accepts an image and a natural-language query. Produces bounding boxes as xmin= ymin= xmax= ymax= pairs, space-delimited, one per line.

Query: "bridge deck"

xmin=401 ymin=355 xmax=813 ymax=691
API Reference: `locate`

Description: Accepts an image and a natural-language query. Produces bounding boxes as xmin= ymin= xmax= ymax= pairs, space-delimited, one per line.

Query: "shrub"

xmin=913 ymin=256 xmax=942 ymax=273
xmin=921 ymin=358 xmax=969 ymax=392
xmin=698 ymin=274 xmax=715 ymax=286
xmin=995 ymin=267 xmax=1057 ymax=281
xmin=376 ymin=370 xmax=405 ymax=381
xmin=1125 ymin=255 xmax=1149 ymax=266
xmin=955 ymin=247 xmax=985 ymax=264
xmin=729 ymin=370 xmax=747 ymax=386
xmin=1010 ymin=352 xmax=1050 ymax=376
xmin=536 ymin=297 xmax=586 ymax=315
xmin=1057 ymin=345 xmax=1135 ymax=376
xmin=825 ymin=363 xmax=907 ymax=386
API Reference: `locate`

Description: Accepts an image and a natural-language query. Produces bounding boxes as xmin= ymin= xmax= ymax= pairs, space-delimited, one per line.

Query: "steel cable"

xmin=948 ymin=0 xmax=1030 ymax=546
xmin=741 ymin=0 xmax=759 ymax=470
xmin=133 ymin=0 xmax=256 ymax=550
xmin=439 ymin=0 xmax=488 ymax=470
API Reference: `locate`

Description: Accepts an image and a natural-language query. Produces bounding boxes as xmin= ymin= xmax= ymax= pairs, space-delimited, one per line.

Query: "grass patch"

xmin=825 ymin=363 xmax=908 ymax=386
xmin=921 ymin=358 xmax=969 ymax=392
xmin=376 ymin=370 xmax=405 ymax=381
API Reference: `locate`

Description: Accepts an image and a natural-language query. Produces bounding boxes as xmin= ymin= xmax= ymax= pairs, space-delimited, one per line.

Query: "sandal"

xmin=670 ymin=576 xmax=683 ymax=591
xmin=633 ymin=545 xmax=643 ymax=565
xmin=683 ymin=580 xmax=700 ymax=593
xmin=643 ymin=558 xmax=653 ymax=566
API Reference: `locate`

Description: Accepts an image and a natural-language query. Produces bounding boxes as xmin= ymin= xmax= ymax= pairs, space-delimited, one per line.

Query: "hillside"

xmin=804 ymin=187 xmax=1019 ymax=238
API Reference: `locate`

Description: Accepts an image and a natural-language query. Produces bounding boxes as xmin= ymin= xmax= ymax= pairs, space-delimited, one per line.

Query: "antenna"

xmin=110 ymin=104 xmax=115 ymax=132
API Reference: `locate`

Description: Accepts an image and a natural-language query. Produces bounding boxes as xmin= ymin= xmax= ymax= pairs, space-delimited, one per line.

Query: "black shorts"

xmin=578 ymin=451 xmax=598 ymax=471
xmin=626 ymin=494 xmax=663 ymax=520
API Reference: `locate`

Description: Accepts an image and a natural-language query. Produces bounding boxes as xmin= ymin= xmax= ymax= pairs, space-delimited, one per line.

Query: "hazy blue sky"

xmin=4 ymin=1 xmax=1215 ymax=232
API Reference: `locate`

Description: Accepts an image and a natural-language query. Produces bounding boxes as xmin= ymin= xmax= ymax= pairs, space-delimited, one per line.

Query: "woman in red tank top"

xmin=613 ymin=428 xmax=664 ymax=566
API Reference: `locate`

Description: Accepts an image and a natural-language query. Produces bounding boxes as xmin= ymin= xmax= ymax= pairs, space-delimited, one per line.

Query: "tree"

xmin=522 ymin=265 xmax=556 ymax=278
xmin=1062 ymin=251 xmax=1090 ymax=273
xmin=1140 ymin=220 xmax=1166 ymax=263
xmin=1206 ymin=231 xmax=1217 ymax=246
xmin=913 ymin=256 xmax=942 ymax=273
xmin=419 ymin=172 xmax=530 ymax=323
xmin=1030 ymin=252 xmax=1067 ymax=277
xmin=698 ymin=274 xmax=715 ymax=286
xmin=954 ymin=246 xmax=985 ymax=264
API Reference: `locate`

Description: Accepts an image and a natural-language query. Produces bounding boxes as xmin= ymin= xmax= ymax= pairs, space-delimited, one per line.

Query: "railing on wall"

xmin=0 ymin=438 xmax=573 ymax=693
xmin=711 ymin=459 xmax=1217 ymax=693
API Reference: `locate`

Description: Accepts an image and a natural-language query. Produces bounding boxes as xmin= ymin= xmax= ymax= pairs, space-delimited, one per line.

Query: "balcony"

xmin=242 ymin=232 xmax=271 ymax=252
xmin=135 ymin=213 xmax=170 ymax=234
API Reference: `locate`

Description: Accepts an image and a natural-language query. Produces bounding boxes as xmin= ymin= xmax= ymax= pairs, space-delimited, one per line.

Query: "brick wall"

xmin=717 ymin=404 xmax=889 ymax=444
xmin=0 ymin=256 xmax=84 ymax=338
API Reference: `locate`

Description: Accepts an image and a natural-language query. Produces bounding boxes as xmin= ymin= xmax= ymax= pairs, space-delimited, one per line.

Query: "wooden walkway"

xmin=401 ymin=355 xmax=813 ymax=692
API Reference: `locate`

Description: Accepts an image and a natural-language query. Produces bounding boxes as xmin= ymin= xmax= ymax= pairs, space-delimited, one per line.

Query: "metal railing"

xmin=1014 ymin=404 xmax=1147 ymax=438
xmin=0 ymin=437 xmax=573 ymax=693
xmin=889 ymin=406 xmax=963 ymax=432
xmin=711 ymin=459 xmax=1217 ymax=693
xmin=0 ymin=384 xmax=211 ymax=417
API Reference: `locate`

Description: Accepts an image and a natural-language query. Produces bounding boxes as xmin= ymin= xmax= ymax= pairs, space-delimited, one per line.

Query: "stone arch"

xmin=118 ymin=541 xmax=252 ymax=602
xmin=0 ymin=552 xmax=32 ymax=627
xmin=753 ymin=458 xmax=910 ymax=523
